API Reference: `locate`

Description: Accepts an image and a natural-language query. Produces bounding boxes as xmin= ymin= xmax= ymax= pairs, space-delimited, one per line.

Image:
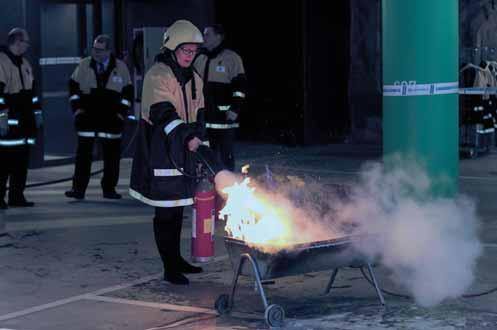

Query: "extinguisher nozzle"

xmin=214 ymin=170 xmax=242 ymax=198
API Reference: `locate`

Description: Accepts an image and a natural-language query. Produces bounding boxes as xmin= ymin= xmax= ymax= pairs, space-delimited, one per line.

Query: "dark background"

xmin=0 ymin=0 xmax=487 ymax=165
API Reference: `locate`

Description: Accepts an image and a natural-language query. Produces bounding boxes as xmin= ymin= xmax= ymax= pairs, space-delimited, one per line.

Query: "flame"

xmin=219 ymin=177 xmax=299 ymax=249
xmin=218 ymin=173 xmax=346 ymax=251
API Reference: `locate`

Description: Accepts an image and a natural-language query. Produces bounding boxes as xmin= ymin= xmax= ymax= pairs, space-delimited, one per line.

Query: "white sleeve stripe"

xmin=206 ymin=123 xmax=240 ymax=129
xmin=217 ymin=105 xmax=231 ymax=111
xmin=97 ymin=132 xmax=122 ymax=139
xmin=121 ymin=99 xmax=131 ymax=107
xmin=69 ymin=95 xmax=80 ymax=101
xmin=77 ymin=131 xmax=96 ymax=137
xmin=154 ymin=169 xmax=183 ymax=177
xmin=164 ymin=119 xmax=184 ymax=135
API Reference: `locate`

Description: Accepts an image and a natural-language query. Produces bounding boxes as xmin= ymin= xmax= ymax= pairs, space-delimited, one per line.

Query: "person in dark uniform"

xmin=65 ymin=35 xmax=133 ymax=200
xmin=130 ymin=20 xmax=232 ymax=285
xmin=0 ymin=28 xmax=42 ymax=209
xmin=194 ymin=24 xmax=247 ymax=171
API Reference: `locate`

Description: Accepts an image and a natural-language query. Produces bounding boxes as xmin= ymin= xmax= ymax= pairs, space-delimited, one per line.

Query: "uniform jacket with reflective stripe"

xmin=130 ymin=54 xmax=207 ymax=207
xmin=0 ymin=49 xmax=40 ymax=144
xmin=194 ymin=47 xmax=247 ymax=128
xmin=69 ymin=55 xmax=133 ymax=134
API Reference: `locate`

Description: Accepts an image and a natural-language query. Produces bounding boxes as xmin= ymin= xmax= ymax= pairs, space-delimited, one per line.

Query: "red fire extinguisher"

xmin=192 ymin=174 xmax=216 ymax=263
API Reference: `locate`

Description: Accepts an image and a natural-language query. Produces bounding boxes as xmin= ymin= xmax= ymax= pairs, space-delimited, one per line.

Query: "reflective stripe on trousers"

xmin=77 ymin=131 xmax=122 ymax=139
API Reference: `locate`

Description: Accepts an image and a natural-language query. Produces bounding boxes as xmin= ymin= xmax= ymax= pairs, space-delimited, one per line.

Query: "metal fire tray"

xmin=215 ymin=235 xmax=385 ymax=328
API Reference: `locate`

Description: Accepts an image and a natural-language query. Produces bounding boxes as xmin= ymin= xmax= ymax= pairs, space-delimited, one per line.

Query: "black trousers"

xmin=207 ymin=128 xmax=236 ymax=171
xmin=153 ymin=206 xmax=184 ymax=273
xmin=72 ymin=136 xmax=121 ymax=193
xmin=0 ymin=145 xmax=30 ymax=202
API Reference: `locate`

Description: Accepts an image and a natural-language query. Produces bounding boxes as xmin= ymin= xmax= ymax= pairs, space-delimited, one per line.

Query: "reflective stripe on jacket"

xmin=69 ymin=55 xmax=133 ymax=135
xmin=0 ymin=49 xmax=40 ymax=146
xmin=194 ymin=48 xmax=247 ymax=129
xmin=130 ymin=54 xmax=206 ymax=207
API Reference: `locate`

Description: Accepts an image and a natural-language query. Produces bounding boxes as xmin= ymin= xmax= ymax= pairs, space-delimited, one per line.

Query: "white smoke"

xmin=223 ymin=159 xmax=482 ymax=307
xmin=338 ymin=159 xmax=483 ymax=307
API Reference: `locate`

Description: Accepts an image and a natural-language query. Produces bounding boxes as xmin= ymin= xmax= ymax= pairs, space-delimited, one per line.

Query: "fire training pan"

xmin=224 ymin=235 xmax=369 ymax=280
xmin=215 ymin=235 xmax=385 ymax=328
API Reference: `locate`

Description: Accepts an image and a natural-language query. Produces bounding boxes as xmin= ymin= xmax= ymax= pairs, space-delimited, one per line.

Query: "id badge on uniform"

xmin=215 ymin=65 xmax=226 ymax=73
xmin=112 ymin=75 xmax=123 ymax=84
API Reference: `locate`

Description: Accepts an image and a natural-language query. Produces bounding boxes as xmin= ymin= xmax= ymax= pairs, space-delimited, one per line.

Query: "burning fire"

xmin=219 ymin=177 xmax=294 ymax=248
xmin=219 ymin=176 xmax=339 ymax=250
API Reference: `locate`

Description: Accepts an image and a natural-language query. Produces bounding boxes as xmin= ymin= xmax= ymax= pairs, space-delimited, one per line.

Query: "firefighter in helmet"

xmin=130 ymin=20 xmax=217 ymax=285
xmin=194 ymin=24 xmax=247 ymax=171
xmin=0 ymin=28 xmax=42 ymax=208
xmin=65 ymin=34 xmax=133 ymax=200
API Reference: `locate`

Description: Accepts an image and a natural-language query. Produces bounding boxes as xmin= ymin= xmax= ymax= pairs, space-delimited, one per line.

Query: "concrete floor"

xmin=1 ymin=142 xmax=497 ymax=329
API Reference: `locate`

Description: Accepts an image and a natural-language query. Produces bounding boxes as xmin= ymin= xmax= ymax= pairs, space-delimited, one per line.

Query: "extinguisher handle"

xmin=191 ymin=146 xmax=220 ymax=177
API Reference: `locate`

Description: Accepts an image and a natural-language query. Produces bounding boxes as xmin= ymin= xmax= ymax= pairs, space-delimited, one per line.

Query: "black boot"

xmin=103 ymin=190 xmax=122 ymax=199
xmin=153 ymin=209 xmax=189 ymax=285
xmin=166 ymin=217 xmax=191 ymax=283
xmin=8 ymin=196 xmax=34 ymax=207
xmin=164 ymin=271 xmax=189 ymax=285
xmin=172 ymin=216 xmax=203 ymax=274
xmin=65 ymin=189 xmax=85 ymax=200
xmin=177 ymin=257 xmax=203 ymax=274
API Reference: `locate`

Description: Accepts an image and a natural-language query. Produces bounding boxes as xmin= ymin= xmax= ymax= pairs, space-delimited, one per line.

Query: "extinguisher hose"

xmin=192 ymin=147 xmax=217 ymax=177
xmin=166 ymin=143 xmax=217 ymax=179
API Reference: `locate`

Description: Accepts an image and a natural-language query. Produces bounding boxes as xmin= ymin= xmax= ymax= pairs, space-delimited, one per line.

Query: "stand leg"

xmin=229 ymin=253 xmax=271 ymax=311
xmin=366 ymin=263 xmax=385 ymax=305
xmin=229 ymin=254 xmax=246 ymax=310
xmin=324 ymin=269 xmax=339 ymax=295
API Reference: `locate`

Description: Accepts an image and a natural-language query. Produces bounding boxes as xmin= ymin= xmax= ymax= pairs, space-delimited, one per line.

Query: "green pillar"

xmin=382 ymin=0 xmax=459 ymax=196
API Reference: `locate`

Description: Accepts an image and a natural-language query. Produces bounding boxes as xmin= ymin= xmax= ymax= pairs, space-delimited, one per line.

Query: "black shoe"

xmin=8 ymin=198 xmax=35 ymax=207
xmin=164 ymin=271 xmax=189 ymax=285
xmin=103 ymin=190 xmax=122 ymax=199
xmin=0 ymin=200 xmax=7 ymax=209
xmin=65 ymin=190 xmax=85 ymax=200
xmin=177 ymin=257 xmax=203 ymax=274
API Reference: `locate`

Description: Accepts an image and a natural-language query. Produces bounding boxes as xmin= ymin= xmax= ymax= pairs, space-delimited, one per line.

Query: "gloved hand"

xmin=34 ymin=111 xmax=43 ymax=128
xmin=0 ymin=111 xmax=8 ymax=136
xmin=226 ymin=110 xmax=238 ymax=121
xmin=187 ymin=136 xmax=202 ymax=152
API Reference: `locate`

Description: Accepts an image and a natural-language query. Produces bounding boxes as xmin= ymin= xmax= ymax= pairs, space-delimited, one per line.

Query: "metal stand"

xmin=215 ymin=253 xmax=285 ymax=328
xmin=215 ymin=253 xmax=386 ymax=328
xmin=324 ymin=264 xmax=385 ymax=305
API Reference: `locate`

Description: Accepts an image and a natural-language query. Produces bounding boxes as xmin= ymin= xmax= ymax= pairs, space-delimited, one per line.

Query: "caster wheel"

xmin=265 ymin=304 xmax=285 ymax=328
xmin=214 ymin=294 xmax=231 ymax=315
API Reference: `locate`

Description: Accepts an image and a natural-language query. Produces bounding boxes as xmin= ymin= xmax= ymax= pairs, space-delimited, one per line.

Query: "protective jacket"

xmin=130 ymin=52 xmax=207 ymax=207
xmin=69 ymin=55 xmax=133 ymax=139
xmin=0 ymin=48 xmax=41 ymax=146
xmin=194 ymin=44 xmax=247 ymax=129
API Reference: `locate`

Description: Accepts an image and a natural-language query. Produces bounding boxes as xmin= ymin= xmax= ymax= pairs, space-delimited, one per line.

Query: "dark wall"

xmin=214 ymin=0 xmax=350 ymax=145
xmin=124 ymin=0 xmax=214 ymax=57
xmin=348 ymin=0 xmax=382 ymax=144
xmin=214 ymin=0 xmax=304 ymax=145
xmin=40 ymin=2 xmax=79 ymax=155
xmin=304 ymin=0 xmax=350 ymax=144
